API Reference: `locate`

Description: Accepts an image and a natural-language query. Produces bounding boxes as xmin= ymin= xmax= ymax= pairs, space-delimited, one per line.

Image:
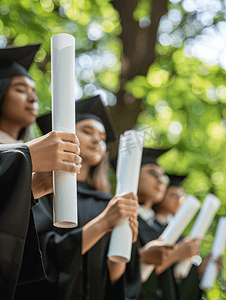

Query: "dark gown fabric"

xmin=138 ymin=218 xmax=202 ymax=300
xmin=15 ymin=181 xmax=140 ymax=300
xmin=0 ymin=144 xmax=45 ymax=300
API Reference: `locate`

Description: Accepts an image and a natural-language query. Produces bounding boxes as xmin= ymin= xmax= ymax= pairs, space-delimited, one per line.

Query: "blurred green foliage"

xmin=1 ymin=0 xmax=226 ymax=298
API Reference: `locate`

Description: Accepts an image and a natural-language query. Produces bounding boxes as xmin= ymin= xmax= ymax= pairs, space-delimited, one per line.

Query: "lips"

xmin=26 ymin=107 xmax=38 ymax=116
xmin=26 ymin=103 xmax=39 ymax=116
xmin=88 ymin=146 xmax=100 ymax=152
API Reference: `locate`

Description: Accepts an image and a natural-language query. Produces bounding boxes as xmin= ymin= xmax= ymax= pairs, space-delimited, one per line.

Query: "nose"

xmin=158 ymin=176 xmax=165 ymax=184
xmin=179 ymin=196 xmax=186 ymax=205
xmin=28 ymin=93 xmax=38 ymax=103
xmin=27 ymin=88 xmax=38 ymax=103
xmin=92 ymin=134 xmax=101 ymax=144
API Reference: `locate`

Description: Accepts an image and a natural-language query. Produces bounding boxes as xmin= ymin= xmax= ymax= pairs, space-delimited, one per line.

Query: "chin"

xmin=154 ymin=198 xmax=163 ymax=204
xmin=22 ymin=117 xmax=36 ymax=127
xmin=89 ymin=155 xmax=103 ymax=167
xmin=154 ymin=192 xmax=165 ymax=203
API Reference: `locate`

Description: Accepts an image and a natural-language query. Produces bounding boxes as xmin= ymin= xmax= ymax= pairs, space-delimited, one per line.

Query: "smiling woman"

xmin=0 ymin=44 xmax=41 ymax=143
xmin=0 ymin=76 xmax=39 ymax=139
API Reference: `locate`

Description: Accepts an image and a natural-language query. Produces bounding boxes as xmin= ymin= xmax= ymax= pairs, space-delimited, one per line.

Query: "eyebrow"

xmin=12 ymin=82 xmax=36 ymax=91
xmin=149 ymin=168 xmax=163 ymax=175
xmin=81 ymin=124 xmax=106 ymax=137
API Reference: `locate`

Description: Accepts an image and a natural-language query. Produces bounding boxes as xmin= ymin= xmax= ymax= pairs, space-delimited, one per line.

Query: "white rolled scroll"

xmin=107 ymin=130 xmax=144 ymax=263
xmin=174 ymin=193 xmax=220 ymax=279
xmin=161 ymin=195 xmax=201 ymax=244
xmin=51 ymin=33 xmax=77 ymax=228
xmin=200 ymin=217 xmax=226 ymax=290
xmin=141 ymin=195 xmax=201 ymax=282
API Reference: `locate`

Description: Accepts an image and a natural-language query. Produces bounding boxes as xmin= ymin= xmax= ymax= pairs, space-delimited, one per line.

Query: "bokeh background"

xmin=1 ymin=0 xmax=226 ymax=298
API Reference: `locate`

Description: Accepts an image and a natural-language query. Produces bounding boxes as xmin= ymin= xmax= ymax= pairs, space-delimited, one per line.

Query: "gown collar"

xmin=155 ymin=213 xmax=173 ymax=225
xmin=138 ymin=205 xmax=155 ymax=222
xmin=0 ymin=130 xmax=23 ymax=144
xmin=77 ymin=181 xmax=112 ymax=201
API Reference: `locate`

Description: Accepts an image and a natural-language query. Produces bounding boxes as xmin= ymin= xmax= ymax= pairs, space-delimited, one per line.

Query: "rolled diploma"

xmin=107 ymin=130 xmax=144 ymax=263
xmin=141 ymin=195 xmax=201 ymax=282
xmin=174 ymin=193 xmax=220 ymax=278
xmin=200 ymin=217 xmax=226 ymax=290
xmin=51 ymin=33 xmax=77 ymax=228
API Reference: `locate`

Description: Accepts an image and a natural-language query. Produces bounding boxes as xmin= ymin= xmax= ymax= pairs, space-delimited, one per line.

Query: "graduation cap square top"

xmin=167 ymin=174 xmax=187 ymax=187
xmin=37 ymin=95 xmax=118 ymax=143
xmin=0 ymin=44 xmax=41 ymax=79
xmin=141 ymin=148 xmax=170 ymax=166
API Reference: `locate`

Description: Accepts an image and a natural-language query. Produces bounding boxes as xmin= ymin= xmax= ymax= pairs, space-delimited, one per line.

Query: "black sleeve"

xmin=0 ymin=144 xmax=43 ymax=299
xmin=177 ymin=265 xmax=203 ymax=300
xmin=31 ymin=198 xmax=83 ymax=297
xmin=125 ymin=241 xmax=141 ymax=300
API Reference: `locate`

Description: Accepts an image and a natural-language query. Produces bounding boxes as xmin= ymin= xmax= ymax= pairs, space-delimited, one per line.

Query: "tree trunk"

xmin=109 ymin=0 xmax=168 ymax=134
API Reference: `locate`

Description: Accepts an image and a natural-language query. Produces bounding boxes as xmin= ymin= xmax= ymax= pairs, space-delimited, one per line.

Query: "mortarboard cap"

xmin=167 ymin=174 xmax=187 ymax=187
xmin=0 ymin=43 xmax=41 ymax=80
xmin=36 ymin=95 xmax=118 ymax=143
xmin=141 ymin=148 xmax=169 ymax=166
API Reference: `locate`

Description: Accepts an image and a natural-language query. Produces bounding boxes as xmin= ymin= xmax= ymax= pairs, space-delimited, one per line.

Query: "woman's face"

xmin=76 ymin=118 xmax=107 ymax=167
xmin=1 ymin=75 xmax=38 ymax=128
xmin=138 ymin=163 xmax=167 ymax=204
xmin=157 ymin=186 xmax=185 ymax=215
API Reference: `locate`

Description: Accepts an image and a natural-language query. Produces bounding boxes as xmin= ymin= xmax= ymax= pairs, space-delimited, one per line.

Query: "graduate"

xmin=129 ymin=149 xmax=200 ymax=300
xmin=154 ymin=175 xmax=186 ymax=230
xmin=15 ymin=95 xmax=140 ymax=300
xmin=149 ymin=174 xmax=202 ymax=300
xmin=153 ymin=175 xmax=222 ymax=300
xmin=133 ymin=148 xmax=179 ymax=300
xmin=0 ymin=44 xmax=41 ymax=144
xmin=0 ymin=44 xmax=82 ymax=299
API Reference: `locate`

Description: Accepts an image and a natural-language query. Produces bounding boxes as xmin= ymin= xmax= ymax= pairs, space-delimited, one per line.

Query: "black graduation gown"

xmin=137 ymin=216 xmax=178 ymax=300
xmin=15 ymin=181 xmax=140 ymax=300
xmin=0 ymin=144 xmax=45 ymax=300
xmin=139 ymin=219 xmax=202 ymax=300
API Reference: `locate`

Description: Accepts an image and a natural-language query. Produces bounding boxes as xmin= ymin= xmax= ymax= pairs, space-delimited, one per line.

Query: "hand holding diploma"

xmin=27 ymin=131 xmax=81 ymax=173
xmin=200 ymin=217 xmax=226 ymax=290
xmin=140 ymin=239 xmax=175 ymax=266
xmin=174 ymin=193 xmax=220 ymax=279
xmin=83 ymin=192 xmax=139 ymax=285
xmin=82 ymin=192 xmax=139 ymax=258
xmin=141 ymin=195 xmax=200 ymax=282
xmin=99 ymin=192 xmax=139 ymax=234
xmin=155 ymin=237 xmax=201 ymax=275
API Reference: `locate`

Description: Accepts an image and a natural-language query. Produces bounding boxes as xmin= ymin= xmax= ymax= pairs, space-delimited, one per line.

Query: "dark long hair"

xmin=0 ymin=77 xmax=28 ymax=140
xmin=0 ymin=77 xmax=11 ymax=118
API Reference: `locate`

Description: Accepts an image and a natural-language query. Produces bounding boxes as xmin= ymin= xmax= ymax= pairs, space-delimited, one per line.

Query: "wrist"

xmin=31 ymin=173 xmax=42 ymax=199
xmin=139 ymin=247 xmax=146 ymax=264
xmin=97 ymin=212 xmax=111 ymax=234
xmin=171 ymin=248 xmax=181 ymax=263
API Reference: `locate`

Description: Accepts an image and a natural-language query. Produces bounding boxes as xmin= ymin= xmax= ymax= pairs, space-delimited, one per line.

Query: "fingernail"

xmin=77 ymin=164 xmax=82 ymax=169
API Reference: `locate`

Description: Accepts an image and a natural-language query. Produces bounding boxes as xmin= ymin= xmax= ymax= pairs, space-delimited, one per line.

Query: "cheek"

xmin=76 ymin=132 xmax=90 ymax=151
xmin=76 ymin=140 xmax=91 ymax=160
xmin=176 ymin=202 xmax=182 ymax=211
xmin=2 ymin=91 xmax=25 ymax=114
xmin=139 ymin=176 xmax=154 ymax=195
